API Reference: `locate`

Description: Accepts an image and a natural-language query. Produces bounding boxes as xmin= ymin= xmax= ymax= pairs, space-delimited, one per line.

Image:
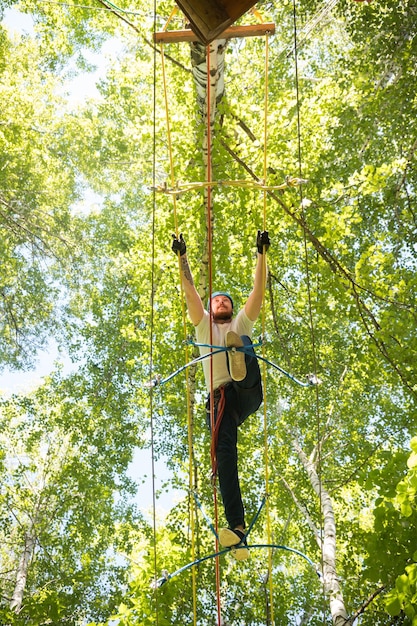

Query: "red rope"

xmin=210 ymin=386 xmax=226 ymax=478
xmin=205 ymin=42 xmax=222 ymax=626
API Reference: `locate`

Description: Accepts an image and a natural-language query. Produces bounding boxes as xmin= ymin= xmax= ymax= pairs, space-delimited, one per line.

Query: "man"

xmin=171 ymin=230 xmax=270 ymax=560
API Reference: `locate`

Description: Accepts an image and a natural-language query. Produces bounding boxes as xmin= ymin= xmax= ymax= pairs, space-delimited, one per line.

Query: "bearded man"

xmin=171 ymin=230 xmax=270 ymax=559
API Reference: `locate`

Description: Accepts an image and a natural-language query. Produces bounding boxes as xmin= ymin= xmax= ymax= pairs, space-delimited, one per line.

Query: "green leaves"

xmin=395 ymin=440 xmax=417 ymax=518
xmin=0 ymin=28 xmax=80 ymax=368
xmin=0 ymin=377 xmax=141 ymax=624
xmin=1 ymin=0 xmax=417 ymax=623
xmin=385 ymin=563 xmax=417 ymax=620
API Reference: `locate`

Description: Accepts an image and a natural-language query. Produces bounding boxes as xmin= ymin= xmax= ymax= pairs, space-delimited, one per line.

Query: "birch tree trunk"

xmin=10 ymin=530 xmax=36 ymax=613
xmin=292 ymin=439 xmax=352 ymax=626
xmin=190 ymin=39 xmax=227 ymax=304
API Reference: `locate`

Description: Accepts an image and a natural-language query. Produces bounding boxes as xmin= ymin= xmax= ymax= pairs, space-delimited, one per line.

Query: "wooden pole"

xmin=173 ymin=0 xmax=262 ymax=43
xmin=153 ymin=22 xmax=275 ymax=44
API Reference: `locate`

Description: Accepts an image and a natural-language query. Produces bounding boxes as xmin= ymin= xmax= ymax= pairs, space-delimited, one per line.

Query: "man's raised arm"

xmin=172 ymin=234 xmax=205 ymax=326
xmin=244 ymin=230 xmax=270 ymax=322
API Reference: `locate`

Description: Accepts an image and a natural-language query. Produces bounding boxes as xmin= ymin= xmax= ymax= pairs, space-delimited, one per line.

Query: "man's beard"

xmin=212 ymin=310 xmax=232 ymax=323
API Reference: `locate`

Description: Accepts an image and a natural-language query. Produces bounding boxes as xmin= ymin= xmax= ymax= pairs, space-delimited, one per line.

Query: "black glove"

xmin=171 ymin=233 xmax=186 ymax=256
xmin=257 ymin=230 xmax=270 ymax=254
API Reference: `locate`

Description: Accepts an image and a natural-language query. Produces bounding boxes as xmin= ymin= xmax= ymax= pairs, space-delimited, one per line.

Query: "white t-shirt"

xmin=195 ymin=308 xmax=254 ymax=391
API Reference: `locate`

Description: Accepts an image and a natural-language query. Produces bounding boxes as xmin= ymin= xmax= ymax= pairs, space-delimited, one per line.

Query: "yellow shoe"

xmin=231 ymin=544 xmax=250 ymax=561
xmin=219 ymin=528 xmax=250 ymax=561
xmin=225 ymin=331 xmax=246 ymax=381
xmin=219 ymin=528 xmax=242 ymax=547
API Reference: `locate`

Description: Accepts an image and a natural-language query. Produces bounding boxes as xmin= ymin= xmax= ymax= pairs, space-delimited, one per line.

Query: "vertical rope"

xmin=160 ymin=38 xmax=198 ymax=624
xmin=262 ymin=34 xmax=269 ymax=221
xmin=291 ymin=0 xmax=325 ymax=620
xmin=150 ymin=1 xmax=159 ymax=622
xmin=206 ymin=42 xmax=222 ymax=626
xmin=261 ymin=31 xmax=275 ymax=626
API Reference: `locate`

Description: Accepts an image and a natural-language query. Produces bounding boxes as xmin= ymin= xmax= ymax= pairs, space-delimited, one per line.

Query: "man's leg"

xmin=237 ymin=335 xmax=262 ymax=390
xmin=216 ymin=401 xmax=244 ymax=530
xmin=225 ymin=331 xmax=246 ymax=381
xmin=215 ymin=400 xmax=250 ymax=560
xmin=227 ymin=334 xmax=263 ymax=424
xmin=226 ymin=332 xmax=261 ymax=387
xmin=215 ymin=334 xmax=262 ymax=524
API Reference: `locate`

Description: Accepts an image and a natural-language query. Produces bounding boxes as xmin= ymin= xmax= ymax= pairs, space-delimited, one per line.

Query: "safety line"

xmin=259 ymin=30 xmax=276 ymax=626
xmin=150 ymin=1 xmax=159 ymax=622
xmin=147 ymin=344 xmax=320 ymax=388
xmin=205 ymin=42 xmax=223 ymax=626
xmin=39 ymin=0 xmax=143 ymax=13
xmin=192 ymin=489 xmax=267 ymax=543
xmin=292 ymin=1 xmax=326 ymax=622
xmin=152 ymin=176 xmax=308 ymax=195
xmin=155 ymin=543 xmax=320 ymax=588
xmin=159 ymin=24 xmax=198 ymax=623
xmin=191 ymin=490 xmax=219 ymax=540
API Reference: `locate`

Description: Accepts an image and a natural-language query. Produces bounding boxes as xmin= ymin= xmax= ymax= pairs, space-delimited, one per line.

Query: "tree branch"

xmin=350 ymin=585 xmax=386 ymax=624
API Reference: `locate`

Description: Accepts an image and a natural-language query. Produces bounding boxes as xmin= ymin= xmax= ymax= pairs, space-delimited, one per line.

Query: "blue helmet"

xmin=209 ymin=291 xmax=234 ymax=310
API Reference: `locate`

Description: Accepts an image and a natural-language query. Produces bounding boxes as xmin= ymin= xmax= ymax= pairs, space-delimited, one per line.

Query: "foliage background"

xmin=0 ymin=0 xmax=416 ymax=624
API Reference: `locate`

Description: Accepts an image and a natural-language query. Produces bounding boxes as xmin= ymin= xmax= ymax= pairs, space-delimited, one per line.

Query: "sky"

xmin=0 ymin=6 xmax=180 ymax=521
xmin=0 ymin=6 xmax=114 ymax=393
xmin=3 ymin=5 xmax=122 ymax=101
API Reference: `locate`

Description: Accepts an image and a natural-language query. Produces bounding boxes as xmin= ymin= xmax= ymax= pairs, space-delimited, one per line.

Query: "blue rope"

xmin=191 ymin=490 xmax=219 ymax=541
xmin=190 ymin=340 xmax=263 ymax=350
xmin=146 ymin=348 xmax=226 ymax=387
xmin=147 ymin=342 xmax=319 ymax=388
xmin=192 ymin=490 xmax=267 ymax=543
xmin=245 ymin=494 xmax=268 ymax=539
xmin=154 ymin=542 xmax=321 ymax=588
xmin=162 ymin=493 xmax=320 ymax=586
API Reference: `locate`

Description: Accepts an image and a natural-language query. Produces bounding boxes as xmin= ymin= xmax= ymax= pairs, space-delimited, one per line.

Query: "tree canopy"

xmin=0 ymin=0 xmax=416 ymax=624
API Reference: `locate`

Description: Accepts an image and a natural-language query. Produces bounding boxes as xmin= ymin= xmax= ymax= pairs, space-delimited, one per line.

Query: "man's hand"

xmin=172 ymin=233 xmax=186 ymax=256
xmin=257 ymin=230 xmax=270 ymax=254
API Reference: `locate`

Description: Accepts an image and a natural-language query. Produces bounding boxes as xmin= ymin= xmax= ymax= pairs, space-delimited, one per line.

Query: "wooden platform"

xmin=154 ymin=22 xmax=275 ymax=44
xmin=173 ymin=0 xmax=261 ymax=43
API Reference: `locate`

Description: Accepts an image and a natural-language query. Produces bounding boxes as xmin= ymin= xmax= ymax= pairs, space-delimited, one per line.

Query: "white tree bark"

xmin=292 ymin=438 xmax=352 ymax=626
xmin=10 ymin=530 xmax=36 ymax=613
xmin=190 ymin=38 xmax=227 ymax=303
xmin=190 ymin=38 xmax=226 ymax=129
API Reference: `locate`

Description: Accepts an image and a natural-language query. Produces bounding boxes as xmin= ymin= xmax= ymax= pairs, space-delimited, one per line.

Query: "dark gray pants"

xmin=206 ymin=336 xmax=262 ymax=528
